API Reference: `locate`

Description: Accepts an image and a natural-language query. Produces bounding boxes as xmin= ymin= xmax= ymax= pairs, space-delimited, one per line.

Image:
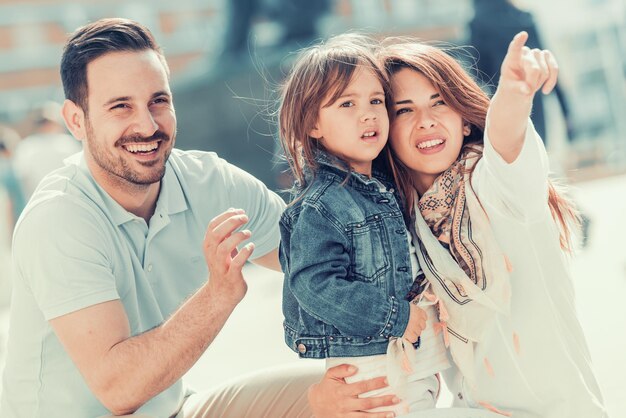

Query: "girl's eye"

xmin=433 ymin=99 xmax=446 ymax=107
xmin=371 ymin=98 xmax=384 ymax=105
xmin=340 ymin=101 xmax=354 ymax=108
xmin=395 ymin=108 xmax=411 ymax=116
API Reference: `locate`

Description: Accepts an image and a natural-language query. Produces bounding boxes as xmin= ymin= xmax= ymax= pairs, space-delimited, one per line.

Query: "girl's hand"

xmin=402 ymin=303 xmax=427 ymax=343
xmin=499 ymin=31 xmax=559 ymax=97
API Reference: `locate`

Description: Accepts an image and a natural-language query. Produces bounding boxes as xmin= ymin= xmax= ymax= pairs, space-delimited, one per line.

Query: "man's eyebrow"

xmin=103 ymin=96 xmax=131 ymax=107
xmin=152 ymin=91 xmax=171 ymax=99
xmin=103 ymin=91 xmax=171 ymax=107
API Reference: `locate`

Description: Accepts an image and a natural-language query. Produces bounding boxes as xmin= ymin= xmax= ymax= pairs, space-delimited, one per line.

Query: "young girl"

xmin=278 ymin=34 xmax=451 ymax=415
xmin=380 ymin=32 xmax=607 ymax=417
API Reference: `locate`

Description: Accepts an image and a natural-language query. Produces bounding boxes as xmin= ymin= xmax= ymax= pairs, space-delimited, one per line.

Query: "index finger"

xmin=509 ymin=31 xmax=529 ymax=52
xmin=506 ymin=31 xmax=529 ymax=63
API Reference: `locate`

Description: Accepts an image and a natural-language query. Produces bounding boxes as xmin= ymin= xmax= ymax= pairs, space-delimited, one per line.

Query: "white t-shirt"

xmin=442 ymin=122 xmax=606 ymax=417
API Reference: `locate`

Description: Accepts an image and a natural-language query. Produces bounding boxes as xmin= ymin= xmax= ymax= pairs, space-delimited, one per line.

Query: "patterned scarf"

xmin=418 ymin=145 xmax=485 ymax=293
xmin=409 ymin=143 xmax=512 ymax=388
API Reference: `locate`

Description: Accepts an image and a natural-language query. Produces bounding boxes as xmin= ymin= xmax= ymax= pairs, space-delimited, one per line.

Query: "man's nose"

xmin=131 ymin=108 xmax=158 ymax=137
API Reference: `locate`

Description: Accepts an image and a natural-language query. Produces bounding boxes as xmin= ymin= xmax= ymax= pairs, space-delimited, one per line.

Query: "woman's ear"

xmin=463 ymin=123 xmax=471 ymax=137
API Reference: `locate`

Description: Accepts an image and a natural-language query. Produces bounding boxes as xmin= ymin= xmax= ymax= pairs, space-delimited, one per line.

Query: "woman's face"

xmin=389 ymin=68 xmax=469 ymax=194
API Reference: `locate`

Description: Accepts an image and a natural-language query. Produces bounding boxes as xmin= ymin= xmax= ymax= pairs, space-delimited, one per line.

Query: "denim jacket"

xmin=279 ymin=151 xmax=417 ymax=359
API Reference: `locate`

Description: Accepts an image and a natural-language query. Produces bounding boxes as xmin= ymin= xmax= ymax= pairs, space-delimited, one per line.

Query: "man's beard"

xmin=85 ymin=121 xmax=173 ymax=186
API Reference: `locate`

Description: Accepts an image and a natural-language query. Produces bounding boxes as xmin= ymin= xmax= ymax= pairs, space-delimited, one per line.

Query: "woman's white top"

xmin=434 ymin=122 xmax=606 ymax=417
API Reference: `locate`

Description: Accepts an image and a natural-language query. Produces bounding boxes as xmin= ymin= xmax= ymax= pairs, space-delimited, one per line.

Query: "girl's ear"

xmin=309 ymin=125 xmax=322 ymax=140
xmin=463 ymin=123 xmax=471 ymax=137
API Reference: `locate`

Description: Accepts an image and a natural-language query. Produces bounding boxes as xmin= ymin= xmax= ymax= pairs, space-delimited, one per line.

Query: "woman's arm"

xmin=487 ymin=31 xmax=558 ymax=163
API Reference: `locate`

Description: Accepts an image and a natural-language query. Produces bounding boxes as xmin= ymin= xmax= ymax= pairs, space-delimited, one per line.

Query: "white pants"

xmin=326 ymin=355 xmax=440 ymax=416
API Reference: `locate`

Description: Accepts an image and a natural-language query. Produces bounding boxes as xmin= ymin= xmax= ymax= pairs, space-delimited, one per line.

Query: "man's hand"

xmin=203 ymin=208 xmax=255 ymax=305
xmin=402 ymin=303 xmax=427 ymax=344
xmin=308 ymin=364 xmax=400 ymax=418
xmin=499 ymin=31 xmax=558 ymax=97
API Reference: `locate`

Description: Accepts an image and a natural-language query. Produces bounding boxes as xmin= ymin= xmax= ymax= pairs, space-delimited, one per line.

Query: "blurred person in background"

xmin=469 ymin=0 xmax=574 ymax=145
xmin=0 ymin=126 xmax=24 ymax=308
xmin=12 ymin=101 xmax=81 ymax=199
xmin=221 ymin=0 xmax=330 ymax=60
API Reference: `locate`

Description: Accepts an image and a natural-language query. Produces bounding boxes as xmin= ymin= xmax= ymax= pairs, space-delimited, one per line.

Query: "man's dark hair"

xmin=60 ymin=18 xmax=168 ymax=112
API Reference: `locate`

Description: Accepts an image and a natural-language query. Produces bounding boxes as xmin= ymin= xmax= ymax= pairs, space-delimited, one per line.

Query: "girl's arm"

xmin=487 ymin=31 xmax=559 ymax=163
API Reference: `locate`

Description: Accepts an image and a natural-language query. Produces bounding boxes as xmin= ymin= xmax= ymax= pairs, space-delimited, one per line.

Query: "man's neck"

xmin=89 ymin=163 xmax=161 ymax=223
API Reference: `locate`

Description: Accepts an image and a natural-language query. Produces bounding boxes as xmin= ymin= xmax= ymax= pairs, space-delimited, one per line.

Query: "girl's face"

xmin=389 ymin=68 xmax=470 ymax=194
xmin=310 ymin=68 xmax=389 ymax=176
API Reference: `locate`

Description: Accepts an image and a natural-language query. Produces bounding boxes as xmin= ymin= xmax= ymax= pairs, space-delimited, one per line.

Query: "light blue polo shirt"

xmin=0 ymin=149 xmax=285 ymax=418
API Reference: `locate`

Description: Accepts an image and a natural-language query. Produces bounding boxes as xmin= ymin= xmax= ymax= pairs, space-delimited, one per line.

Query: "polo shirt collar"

xmin=71 ymin=152 xmax=189 ymax=226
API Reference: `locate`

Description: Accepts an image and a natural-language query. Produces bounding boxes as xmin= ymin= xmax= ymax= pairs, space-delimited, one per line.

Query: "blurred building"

xmin=0 ymin=0 xmax=229 ymax=125
xmin=0 ymin=0 xmax=624 ymax=189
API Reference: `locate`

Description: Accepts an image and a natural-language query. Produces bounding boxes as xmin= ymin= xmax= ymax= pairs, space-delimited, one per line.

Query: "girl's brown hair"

xmin=379 ymin=40 xmax=579 ymax=250
xmin=278 ymin=33 xmax=391 ymax=188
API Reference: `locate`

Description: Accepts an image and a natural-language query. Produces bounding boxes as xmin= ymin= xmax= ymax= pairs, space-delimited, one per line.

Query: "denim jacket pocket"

xmin=347 ymin=217 xmax=390 ymax=282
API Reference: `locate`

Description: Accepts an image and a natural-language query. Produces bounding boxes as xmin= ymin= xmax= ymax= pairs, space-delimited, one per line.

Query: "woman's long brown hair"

xmin=379 ymin=40 xmax=579 ymax=251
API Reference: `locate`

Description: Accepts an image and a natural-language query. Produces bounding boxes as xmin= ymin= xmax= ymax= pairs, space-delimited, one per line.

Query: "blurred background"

xmin=0 ymin=0 xmax=625 ymax=415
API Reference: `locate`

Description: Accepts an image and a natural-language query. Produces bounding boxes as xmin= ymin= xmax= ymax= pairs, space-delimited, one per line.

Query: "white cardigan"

xmin=417 ymin=121 xmax=606 ymax=418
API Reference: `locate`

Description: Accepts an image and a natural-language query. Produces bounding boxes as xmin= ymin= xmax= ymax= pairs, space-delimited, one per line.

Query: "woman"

xmin=376 ymin=32 xmax=606 ymax=417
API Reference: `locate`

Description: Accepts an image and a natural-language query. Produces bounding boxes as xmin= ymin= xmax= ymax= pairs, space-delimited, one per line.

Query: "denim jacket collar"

xmin=310 ymin=149 xmax=394 ymax=193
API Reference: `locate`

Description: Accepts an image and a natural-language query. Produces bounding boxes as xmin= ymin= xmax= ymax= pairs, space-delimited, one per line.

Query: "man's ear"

xmin=61 ymin=99 xmax=86 ymax=142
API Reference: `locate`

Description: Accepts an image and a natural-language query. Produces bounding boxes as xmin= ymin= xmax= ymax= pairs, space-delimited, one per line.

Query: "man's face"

xmin=83 ymin=49 xmax=176 ymax=187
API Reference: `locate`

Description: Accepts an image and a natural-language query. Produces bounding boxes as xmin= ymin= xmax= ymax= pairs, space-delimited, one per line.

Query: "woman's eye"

xmin=371 ymin=98 xmax=383 ymax=105
xmin=340 ymin=101 xmax=354 ymax=108
xmin=395 ymin=108 xmax=410 ymax=116
xmin=433 ymin=100 xmax=446 ymax=107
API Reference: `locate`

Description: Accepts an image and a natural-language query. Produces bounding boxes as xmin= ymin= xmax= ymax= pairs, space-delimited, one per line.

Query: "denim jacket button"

xmin=297 ymin=343 xmax=307 ymax=354
xmin=356 ymin=223 xmax=362 ymax=228
xmin=374 ymin=215 xmax=379 ymax=220
xmin=392 ymin=308 xmax=397 ymax=313
xmin=386 ymin=323 xmax=391 ymax=328
xmin=329 ymin=336 xmax=334 ymax=341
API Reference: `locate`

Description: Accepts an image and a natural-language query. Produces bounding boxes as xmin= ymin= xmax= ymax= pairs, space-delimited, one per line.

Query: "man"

xmin=0 ymin=18 xmax=399 ymax=418
xmin=0 ymin=18 xmax=314 ymax=417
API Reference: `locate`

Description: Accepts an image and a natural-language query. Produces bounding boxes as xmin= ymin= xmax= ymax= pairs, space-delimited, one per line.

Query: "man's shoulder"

xmin=17 ymin=165 xmax=111 ymax=234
